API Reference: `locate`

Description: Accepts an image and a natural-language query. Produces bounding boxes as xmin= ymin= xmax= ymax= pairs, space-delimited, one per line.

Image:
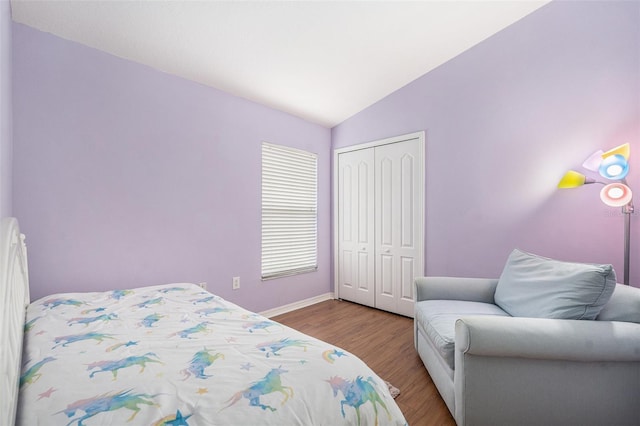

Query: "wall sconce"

xmin=558 ymin=143 xmax=634 ymax=285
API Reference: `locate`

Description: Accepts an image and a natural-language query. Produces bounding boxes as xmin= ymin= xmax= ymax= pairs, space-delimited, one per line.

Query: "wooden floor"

xmin=273 ymin=299 xmax=455 ymax=426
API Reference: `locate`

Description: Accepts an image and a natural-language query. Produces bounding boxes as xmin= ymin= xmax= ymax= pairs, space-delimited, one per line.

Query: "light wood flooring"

xmin=273 ymin=299 xmax=455 ymax=426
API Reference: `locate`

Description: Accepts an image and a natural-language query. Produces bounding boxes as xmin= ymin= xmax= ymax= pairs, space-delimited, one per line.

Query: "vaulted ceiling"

xmin=11 ymin=0 xmax=550 ymax=127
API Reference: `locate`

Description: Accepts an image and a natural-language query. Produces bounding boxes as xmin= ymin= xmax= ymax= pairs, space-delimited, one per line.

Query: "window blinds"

xmin=261 ymin=142 xmax=318 ymax=279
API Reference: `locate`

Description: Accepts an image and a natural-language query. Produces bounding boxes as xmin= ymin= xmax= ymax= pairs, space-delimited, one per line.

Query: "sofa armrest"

xmin=453 ymin=316 xmax=640 ymax=426
xmin=415 ymin=276 xmax=498 ymax=304
xmin=455 ymin=316 xmax=640 ymax=361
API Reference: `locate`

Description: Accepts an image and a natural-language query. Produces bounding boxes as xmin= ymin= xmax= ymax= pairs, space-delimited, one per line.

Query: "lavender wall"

xmin=0 ymin=0 xmax=12 ymax=218
xmin=333 ymin=1 xmax=640 ymax=286
xmin=12 ymin=23 xmax=332 ymax=310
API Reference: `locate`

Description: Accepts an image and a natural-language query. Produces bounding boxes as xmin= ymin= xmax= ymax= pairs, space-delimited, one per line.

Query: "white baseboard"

xmin=260 ymin=292 xmax=335 ymax=318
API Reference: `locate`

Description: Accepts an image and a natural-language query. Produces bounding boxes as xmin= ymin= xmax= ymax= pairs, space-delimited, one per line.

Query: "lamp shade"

xmin=600 ymin=183 xmax=633 ymax=207
xmin=598 ymin=154 xmax=629 ymax=180
xmin=582 ymin=150 xmax=604 ymax=171
xmin=558 ymin=170 xmax=594 ymax=188
xmin=602 ymin=142 xmax=630 ymax=160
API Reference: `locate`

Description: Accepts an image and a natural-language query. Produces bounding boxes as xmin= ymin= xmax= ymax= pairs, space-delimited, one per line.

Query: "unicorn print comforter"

xmin=17 ymin=283 xmax=407 ymax=425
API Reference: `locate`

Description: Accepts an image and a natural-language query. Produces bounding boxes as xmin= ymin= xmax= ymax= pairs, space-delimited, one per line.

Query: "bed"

xmin=0 ymin=217 xmax=407 ymax=425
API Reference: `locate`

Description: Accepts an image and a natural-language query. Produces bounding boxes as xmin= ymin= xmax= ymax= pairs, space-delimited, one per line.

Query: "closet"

xmin=334 ymin=132 xmax=424 ymax=317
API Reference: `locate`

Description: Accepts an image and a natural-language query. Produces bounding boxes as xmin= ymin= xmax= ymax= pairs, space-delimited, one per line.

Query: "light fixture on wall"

xmin=558 ymin=143 xmax=633 ymax=285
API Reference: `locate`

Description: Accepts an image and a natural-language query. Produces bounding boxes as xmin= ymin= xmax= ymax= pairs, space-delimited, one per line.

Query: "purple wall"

xmin=11 ymin=0 xmax=640 ymax=310
xmin=332 ymin=1 xmax=640 ymax=286
xmin=12 ymin=22 xmax=332 ymax=310
xmin=1 ymin=0 xmax=12 ymax=218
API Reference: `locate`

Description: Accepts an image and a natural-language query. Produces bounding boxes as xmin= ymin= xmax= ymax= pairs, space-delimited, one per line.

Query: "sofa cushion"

xmin=597 ymin=284 xmax=640 ymax=323
xmin=495 ymin=249 xmax=616 ymax=320
xmin=415 ymin=300 xmax=510 ymax=370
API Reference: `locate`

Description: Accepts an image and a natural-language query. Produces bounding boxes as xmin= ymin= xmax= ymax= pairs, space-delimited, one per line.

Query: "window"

xmin=261 ymin=142 xmax=318 ymax=279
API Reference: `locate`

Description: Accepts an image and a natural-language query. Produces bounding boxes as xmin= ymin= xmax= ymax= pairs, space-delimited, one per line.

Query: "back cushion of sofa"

xmin=597 ymin=284 xmax=640 ymax=323
xmin=495 ymin=249 xmax=616 ymax=320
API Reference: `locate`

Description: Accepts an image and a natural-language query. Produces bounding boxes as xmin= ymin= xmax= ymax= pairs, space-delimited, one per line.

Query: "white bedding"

xmin=17 ymin=283 xmax=407 ymax=425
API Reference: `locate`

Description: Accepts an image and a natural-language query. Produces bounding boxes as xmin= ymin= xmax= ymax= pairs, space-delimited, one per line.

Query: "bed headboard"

xmin=0 ymin=217 xmax=30 ymax=426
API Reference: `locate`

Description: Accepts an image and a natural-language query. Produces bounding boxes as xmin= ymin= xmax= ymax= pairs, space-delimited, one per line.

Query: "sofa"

xmin=414 ymin=249 xmax=640 ymax=426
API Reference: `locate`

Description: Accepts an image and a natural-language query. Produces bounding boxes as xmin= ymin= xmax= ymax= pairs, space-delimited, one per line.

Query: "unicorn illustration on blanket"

xmin=195 ymin=307 xmax=232 ymax=317
xmin=139 ymin=313 xmax=164 ymax=328
xmin=86 ymin=352 xmax=162 ymax=380
xmin=110 ymin=289 xmax=133 ymax=300
xmin=255 ymin=338 xmax=311 ymax=357
xmin=135 ymin=297 xmax=164 ymax=309
xmin=242 ymin=320 xmax=282 ymax=333
xmin=59 ymin=389 xmax=157 ymax=426
xmin=181 ymin=348 xmax=225 ymax=380
xmin=326 ymin=375 xmax=391 ymax=426
xmin=223 ymin=367 xmax=293 ymax=412
xmin=42 ymin=298 xmax=85 ymax=309
xmin=67 ymin=313 xmax=118 ymax=327
xmin=53 ymin=332 xmax=115 ymax=349
xmin=169 ymin=322 xmax=211 ymax=339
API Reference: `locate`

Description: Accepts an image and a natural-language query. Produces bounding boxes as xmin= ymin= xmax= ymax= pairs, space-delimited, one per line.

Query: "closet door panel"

xmin=337 ymin=149 xmax=375 ymax=307
xmin=338 ymin=163 xmax=355 ymax=300
xmin=375 ymin=146 xmax=398 ymax=313
xmin=375 ymin=139 xmax=423 ymax=317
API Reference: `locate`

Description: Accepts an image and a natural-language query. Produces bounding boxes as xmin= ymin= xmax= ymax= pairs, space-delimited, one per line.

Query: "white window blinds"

xmin=261 ymin=142 xmax=318 ymax=279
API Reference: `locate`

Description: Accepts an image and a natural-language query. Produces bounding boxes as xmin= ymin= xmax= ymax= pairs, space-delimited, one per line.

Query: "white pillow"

xmin=494 ymin=249 xmax=616 ymax=320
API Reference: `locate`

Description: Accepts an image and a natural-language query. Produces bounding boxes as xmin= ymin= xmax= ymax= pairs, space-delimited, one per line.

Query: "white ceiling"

xmin=11 ymin=0 xmax=550 ymax=128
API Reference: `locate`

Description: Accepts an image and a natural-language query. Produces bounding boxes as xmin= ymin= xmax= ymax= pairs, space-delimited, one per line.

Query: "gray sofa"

xmin=414 ymin=274 xmax=640 ymax=426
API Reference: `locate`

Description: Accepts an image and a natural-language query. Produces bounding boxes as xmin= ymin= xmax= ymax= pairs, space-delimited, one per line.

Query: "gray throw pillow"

xmin=494 ymin=249 xmax=616 ymax=320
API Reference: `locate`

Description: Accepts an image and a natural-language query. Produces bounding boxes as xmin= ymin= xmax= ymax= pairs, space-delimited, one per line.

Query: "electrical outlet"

xmin=232 ymin=276 xmax=240 ymax=290
xmin=198 ymin=282 xmax=207 ymax=290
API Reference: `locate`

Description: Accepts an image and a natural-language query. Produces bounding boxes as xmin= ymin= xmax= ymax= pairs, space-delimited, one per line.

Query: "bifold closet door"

xmin=374 ymin=139 xmax=423 ymax=317
xmin=336 ymin=133 xmax=424 ymax=317
xmin=337 ymin=148 xmax=375 ymax=308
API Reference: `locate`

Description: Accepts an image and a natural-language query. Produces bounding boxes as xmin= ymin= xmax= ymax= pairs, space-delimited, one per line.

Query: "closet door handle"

xmin=384 ymin=248 xmax=390 ymax=253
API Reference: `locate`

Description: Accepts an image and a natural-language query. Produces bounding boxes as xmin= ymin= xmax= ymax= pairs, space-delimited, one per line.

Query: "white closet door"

xmin=337 ymin=148 xmax=375 ymax=307
xmin=374 ymin=139 xmax=424 ymax=317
